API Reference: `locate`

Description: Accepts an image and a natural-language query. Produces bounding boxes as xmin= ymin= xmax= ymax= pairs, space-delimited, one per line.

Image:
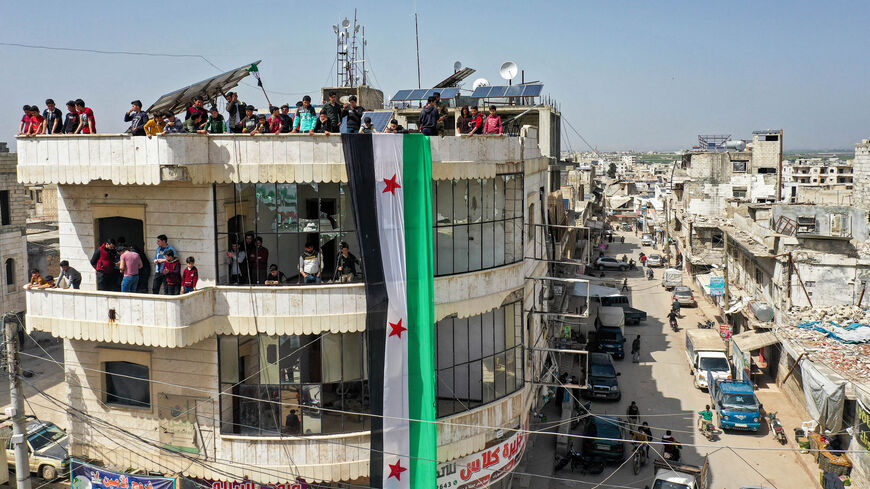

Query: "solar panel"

xmin=147 ymin=60 xmax=262 ymax=115
xmin=436 ymin=87 xmax=460 ymax=99
xmin=408 ymin=89 xmax=428 ymax=100
xmin=522 ymin=84 xmax=543 ymax=97
xmin=505 ymin=85 xmax=523 ymax=97
xmin=487 ymin=86 xmax=508 ymax=97
xmin=391 ymin=89 xmax=413 ymax=101
xmin=471 ymin=86 xmax=492 ymax=98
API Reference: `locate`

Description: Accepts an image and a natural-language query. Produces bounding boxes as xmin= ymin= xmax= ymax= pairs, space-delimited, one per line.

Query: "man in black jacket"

xmin=336 ymin=242 xmax=359 ymax=282
xmin=341 ymin=95 xmax=365 ymax=134
xmin=320 ymin=91 xmax=342 ymax=132
xmin=418 ymin=96 xmax=438 ymax=136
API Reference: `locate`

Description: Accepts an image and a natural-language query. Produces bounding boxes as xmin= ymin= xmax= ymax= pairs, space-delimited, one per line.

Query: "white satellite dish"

xmin=472 ymin=78 xmax=490 ymax=90
xmin=499 ymin=61 xmax=518 ymax=81
xmin=339 ymin=95 xmax=350 ymax=104
xmin=453 ymin=61 xmax=462 ymax=72
xmin=341 ymin=18 xmax=351 ymax=28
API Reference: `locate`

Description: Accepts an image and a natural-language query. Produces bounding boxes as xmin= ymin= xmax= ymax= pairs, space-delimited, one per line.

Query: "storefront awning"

xmin=732 ymin=329 xmax=779 ymax=352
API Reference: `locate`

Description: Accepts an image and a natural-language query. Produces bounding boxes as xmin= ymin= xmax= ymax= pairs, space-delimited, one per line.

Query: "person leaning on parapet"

xmin=385 ymin=119 xmax=405 ymax=134
xmin=161 ymin=113 xmax=184 ymax=135
xmin=251 ymin=114 xmax=270 ymax=135
xmin=55 ymin=260 xmax=82 ymax=289
xmin=26 ymin=105 xmax=45 ymax=136
xmin=205 ymin=107 xmax=225 ymax=134
xmin=267 ymin=106 xmax=282 ymax=134
xmin=456 ymin=105 xmax=472 ymax=135
xmin=125 ymin=100 xmax=148 ymax=136
xmin=279 ymin=104 xmax=293 ymax=133
xmin=292 ymin=95 xmax=318 ymax=134
xmin=225 ymin=92 xmax=244 ymax=133
xmin=418 ymin=96 xmax=438 ymax=136
xmin=184 ymin=112 xmax=208 ymax=134
xmin=484 ymin=105 xmax=503 ymax=135
xmin=74 ymin=99 xmax=96 ymax=134
xmin=43 ymin=99 xmax=63 ymax=134
xmin=63 ymin=101 xmax=80 ymax=134
xmin=239 ymin=105 xmax=258 ymax=133
xmin=312 ymin=112 xmax=332 ymax=135
xmin=186 ymin=95 xmax=208 ymax=128
xmin=341 ymin=95 xmax=365 ymax=134
xmin=320 ymin=91 xmax=342 ymax=133
xmin=27 ymin=268 xmax=48 ymax=289
xmin=434 ymin=91 xmax=449 ymax=136
xmin=467 ymin=106 xmax=484 ymax=135
xmin=360 ymin=116 xmax=377 ymax=134
xmin=18 ymin=105 xmax=31 ymax=135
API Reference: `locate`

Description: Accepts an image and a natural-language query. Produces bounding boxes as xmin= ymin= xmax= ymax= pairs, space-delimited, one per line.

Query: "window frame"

xmin=99 ymin=349 xmax=152 ymax=411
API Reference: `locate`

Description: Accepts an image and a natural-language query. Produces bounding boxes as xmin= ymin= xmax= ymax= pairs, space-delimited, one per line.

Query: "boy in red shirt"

xmin=162 ymin=250 xmax=182 ymax=295
xmin=74 ymin=99 xmax=96 ymax=134
xmin=27 ymin=105 xmax=45 ymax=135
xmin=182 ymin=256 xmax=198 ymax=293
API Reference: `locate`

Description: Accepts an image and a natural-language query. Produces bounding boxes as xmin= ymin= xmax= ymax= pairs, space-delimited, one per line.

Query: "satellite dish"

xmin=453 ymin=61 xmax=462 ymax=72
xmin=472 ymin=78 xmax=490 ymax=90
xmin=339 ymin=31 xmax=346 ymax=39
xmin=341 ymin=18 xmax=351 ymax=28
xmin=332 ymin=25 xmax=339 ymax=34
xmin=339 ymin=95 xmax=350 ymax=104
xmin=499 ymin=61 xmax=518 ymax=81
xmin=354 ymin=24 xmax=360 ymax=33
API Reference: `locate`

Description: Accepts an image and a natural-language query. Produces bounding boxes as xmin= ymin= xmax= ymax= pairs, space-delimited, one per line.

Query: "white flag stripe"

xmin=373 ymin=135 xmax=411 ymax=489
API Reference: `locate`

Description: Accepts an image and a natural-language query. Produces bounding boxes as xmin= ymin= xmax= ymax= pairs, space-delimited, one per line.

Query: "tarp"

xmin=732 ymin=329 xmax=779 ymax=353
xmin=796 ymin=320 xmax=870 ymax=344
xmin=570 ymin=282 xmax=621 ymax=298
xmin=800 ymin=360 xmax=846 ymax=432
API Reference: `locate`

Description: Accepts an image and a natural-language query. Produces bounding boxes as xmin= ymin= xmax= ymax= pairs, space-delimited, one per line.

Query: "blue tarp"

xmin=795 ymin=320 xmax=870 ymax=344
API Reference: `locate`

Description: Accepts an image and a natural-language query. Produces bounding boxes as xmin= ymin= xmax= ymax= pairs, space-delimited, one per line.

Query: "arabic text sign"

xmin=71 ymin=460 xmax=176 ymax=489
xmin=709 ymin=277 xmax=725 ymax=297
xmin=858 ymin=399 xmax=870 ymax=452
xmin=436 ymin=426 xmax=527 ymax=489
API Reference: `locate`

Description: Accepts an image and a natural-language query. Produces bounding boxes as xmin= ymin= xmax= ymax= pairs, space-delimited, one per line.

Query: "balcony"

xmin=16 ymin=132 xmax=541 ymax=186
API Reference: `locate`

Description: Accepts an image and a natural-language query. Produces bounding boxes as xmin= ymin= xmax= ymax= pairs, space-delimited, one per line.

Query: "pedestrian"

xmin=226 ymin=242 xmax=247 ymax=284
xmin=434 ymin=91 xmax=449 ymax=136
xmin=90 ymin=239 xmax=117 ymax=291
xmin=124 ymin=100 xmax=148 ymax=136
xmin=418 ymin=96 xmax=438 ymax=136
xmin=56 ymin=260 xmax=82 ymax=289
xmin=268 ymin=106 xmax=282 ymax=133
xmin=320 ymin=91 xmax=342 ymax=133
xmin=18 ymin=105 xmax=31 ymax=135
xmin=182 ymin=256 xmax=198 ymax=293
xmin=42 ymin=99 xmax=63 ymax=134
xmin=456 ymin=105 xmax=472 ymax=135
xmin=360 ymin=116 xmax=377 ymax=134
xmin=312 ymin=112 xmax=332 ymax=135
xmin=292 ymin=95 xmax=318 ymax=134
xmin=251 ymin=236 xmax=269 ymax=284
xmin=264 ymin=264 xmax=287 ymax=285
xmin=341 ymin=95 xmax=365 ymax=134
xmin=631 ymin=335 xmax=641 ymax=363
xmin=161 ymin=113 xmax=184 ymax=134
xmin=184 ymin=112 xmax=207 ymax=134
xmin=162 ymin=250 xmax=182 ymax=295
xmin=468 ymin=106 xmax=484 ymax=135
xmin=483 ymin=105 xmax=503 ymax=135
xmin=621 ymin=278 xmax=629 ymax=293
xmin=145 ymin=113 xmax=166 ymax=138
xmin=119 ymin=246 xmax=143 ymax=293
xmin=627 ymin=401 xmax=640 ymax=428
xmin=284 ymin=409 xmax=300 ymax=434
xmin=225 ymin=92 xmax=244 ymax=133
xmin=74 ymin=99 xmax=96 ymax=134
xmin=640 ymin=254 xmax=647 ymax=267
xmin=186 ymin=95 xmax=208 ymax=126
xmin=152 ymin=234 xmax=177 ymax=294
xmin=336 ymin=241 xmax=359 ymax=282
xmin=63 ymin=101 xmax=80 ymax=134
xmin=385 ymin=119 xmax=405 ymax=134
xmin=279 ymin=104 xmax=293 ymax=133
xmin=205 ymin=107 xmax=226 ymax=134
xmin=298 ymin=242 xmax=322 ymax=283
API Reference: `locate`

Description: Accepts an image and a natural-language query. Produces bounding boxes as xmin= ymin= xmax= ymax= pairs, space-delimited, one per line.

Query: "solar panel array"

xmin=340 ymin=111 xmax=394 ymax=133
xmin=390 ymin=87 xmax=460 ymax=102
xmin=470 ymin=84 xmax=543 ymax=98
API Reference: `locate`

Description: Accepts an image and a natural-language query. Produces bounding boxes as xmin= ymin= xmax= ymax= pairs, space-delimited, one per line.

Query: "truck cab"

xmin=583 ymin=352 xmax=622 ymax=401
xmin=652 ymin=457 xmax=709 ymax=489
xmin=685 ymin=330 xmax=731 ymax=389
xmin=594 ymin=306 xmax=626 ymax=359
xmin=709 ymin=376 xmax=762 ymax=431
xmin=598 ymin=295 xmax=647 ymax=325
xmin=3 ymin=418 xmax=69 ymax=480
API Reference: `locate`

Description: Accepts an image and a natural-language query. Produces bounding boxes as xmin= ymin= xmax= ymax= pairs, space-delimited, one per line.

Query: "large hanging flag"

xmin=342 ymin=133 xmax=436 ymax=489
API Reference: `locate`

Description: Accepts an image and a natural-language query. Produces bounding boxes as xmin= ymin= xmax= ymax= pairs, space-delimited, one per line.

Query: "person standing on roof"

xmin=418 ymin=96 xmax=439 ymax=136
xmin=205 ymin=107 xmax=225 ymax=134
xmin=186 ymin=96 xmax=208 ymax=126
xmin=468 ymin=106 xmax=484 ymax=135
xmin=341 ymin=95 xmax=365 ymax=134
xmin=63 ymin=101 xmax=80 ymax=134
xmin=268 ymin=106 xmax=283 ymax=133
xmin=320 ymin=91 xmax=342 ymax=133
xmin=74 ymin=99 xmax=96 ymax=134
xmin=483 ymin=106 xmax=503 ymax=135
xmin=225 ymin=92 xmax=244 ymax=133
xmin=434 ymin=91 xmax=449 ymax=136
xmin=292 ymin=96 xmax=318 ymax=134
xmin=43 ymin=99 xmax=63 ymax=134
xmin=125 ymin=100 xmax=148 ymax=136
xmin=279 ymin=104 xmax=293 ymax=133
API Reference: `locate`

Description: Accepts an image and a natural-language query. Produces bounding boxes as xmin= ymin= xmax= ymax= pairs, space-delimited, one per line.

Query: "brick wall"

xmin=0 ymin=152 xmax=28 ymax=313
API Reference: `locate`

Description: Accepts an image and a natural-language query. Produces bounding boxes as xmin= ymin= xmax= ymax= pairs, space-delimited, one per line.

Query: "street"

xmin=518 ymin=230 xmax=818 ymax=489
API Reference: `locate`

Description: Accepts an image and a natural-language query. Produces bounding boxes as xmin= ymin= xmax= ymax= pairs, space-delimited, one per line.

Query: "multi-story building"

xmin=17 ymin=122 xmax=552 ymax=487
xmin=0 ymin=142 xmax=27 ymax=316
xmin=781 ymin=157 xmax=853 ymax=204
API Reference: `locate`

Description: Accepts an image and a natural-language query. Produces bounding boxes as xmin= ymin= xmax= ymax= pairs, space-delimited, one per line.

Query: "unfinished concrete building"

xmin=0 ymin=143 xmax=28 ymax=316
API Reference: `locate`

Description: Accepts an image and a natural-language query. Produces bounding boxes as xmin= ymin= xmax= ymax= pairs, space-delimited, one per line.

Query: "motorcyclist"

xmin=667 ymin=310 xmax=679 ymax=330
xmin=639 ymin=422 xmax=653 ymax=458
xmin=671 ymin=299 xmax=681 ymax=315
xmin=621 ymin=254 xmax=628 ymax=262
xmin=698 ymin=405 xmax=714 ymax=433
xmin=662 ymin=430 xmax=681 ymax=461
xmin=627 ymin=401 xmax=640 ymax=428
xmin=629 ymin=258 xmax=636 ymax=269
xmin=646 ymin=267 xmax=654 ymax=280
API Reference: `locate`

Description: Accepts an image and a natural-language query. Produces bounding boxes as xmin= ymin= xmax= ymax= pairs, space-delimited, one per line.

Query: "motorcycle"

xmin=767 ymin=412 xmax=787 ymax=444
xmin=646 ymin=268 xmax=654 ymax=280
xmin=628 ymin=260 xmax=637 ymax=271
xmin=632 ymin=442 xmax=648 ymax=475
xmin=699 ymin=416 xmax=720 ymax=441
xmin=698 ymin=320 xmax=715 ymax=329
xmin=554 ymin=446 xmax=602 ymax=473
xmin=669 ymin=317 xmax=678 ymax=332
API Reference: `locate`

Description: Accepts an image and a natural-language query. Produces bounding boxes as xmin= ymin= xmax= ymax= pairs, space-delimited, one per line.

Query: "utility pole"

xmin=4 ymin=315 xmax=31 ymax=489
xmin=723 ymin=232 xmax=730 ymax=309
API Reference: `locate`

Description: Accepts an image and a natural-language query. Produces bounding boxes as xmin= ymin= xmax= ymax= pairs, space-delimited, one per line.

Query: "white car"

xmin=640 ymin=234 xmax=654 ymax=246
xmin=646 ymin=254 xmax=663 ymax=267
xmin=595 ymin=256 xmax=628 ymax=271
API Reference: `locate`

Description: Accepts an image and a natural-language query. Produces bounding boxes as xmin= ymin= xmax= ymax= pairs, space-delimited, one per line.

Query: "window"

xmin=4 ymin=259 xmax=13 ymax=292
xmin=732 ymin=161 xmax=748 ymax=173
xmin=0 ymin=190 xmax=9 ymax=226
xmin=218 ymin=332 xmax=369 ymax=436
xmin=105 ymin=361 xmax=150 ymax=408
xmin=732 ymin=188 xmax=747 ymax=198
xmin=757 ymin=168 xmax=777 ymax=174
xmin=433 ymin=175 xmax=524 ymax=276
xmin=35 ymin=190 xmax=42 ymax=204
xmin=435 ymin=300 xmax=524 ymax=417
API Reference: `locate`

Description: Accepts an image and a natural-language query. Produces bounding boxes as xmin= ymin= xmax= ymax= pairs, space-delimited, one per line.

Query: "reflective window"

xmin=219 ymin=332 xmax=369 ymax=436
xmin=435 ymin=300 xmax=524 ymax=417
xmin=433 ymin=175 xmax=523 ymax=276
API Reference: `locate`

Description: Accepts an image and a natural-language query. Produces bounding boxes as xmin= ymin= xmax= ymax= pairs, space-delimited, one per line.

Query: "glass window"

xmin=105 ymin=361 xmax=150 ymax=408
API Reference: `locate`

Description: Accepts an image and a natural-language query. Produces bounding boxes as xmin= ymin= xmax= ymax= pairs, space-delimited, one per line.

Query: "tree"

xmin=607 ymin=163 xmax=617 ymax=179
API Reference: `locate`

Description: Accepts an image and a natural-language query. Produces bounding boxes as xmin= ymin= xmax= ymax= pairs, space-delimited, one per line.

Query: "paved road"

xmin=519 ymin=231 xmax=818 ymax=489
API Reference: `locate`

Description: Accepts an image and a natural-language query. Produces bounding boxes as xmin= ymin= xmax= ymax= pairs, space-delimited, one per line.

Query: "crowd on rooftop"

xmin=17 ymin=91 xmax=505 ymax=137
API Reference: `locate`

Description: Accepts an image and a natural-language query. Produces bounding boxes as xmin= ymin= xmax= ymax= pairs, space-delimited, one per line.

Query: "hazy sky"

xmin=2 ymin=1 xmax=868 ymax=152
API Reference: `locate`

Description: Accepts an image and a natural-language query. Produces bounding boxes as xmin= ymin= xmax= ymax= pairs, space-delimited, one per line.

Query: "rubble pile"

xmin=779 ymin=326 xmax=870 ymax=382
xmin=789 ymin=305 xmax=870 ymax=324
xmin=858 ymin=240 xmax=870 ymax=257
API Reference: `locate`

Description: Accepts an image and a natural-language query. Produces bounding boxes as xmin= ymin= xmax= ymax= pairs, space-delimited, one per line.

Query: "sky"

xmin=1 ymin=1 xmax=868 ymax=152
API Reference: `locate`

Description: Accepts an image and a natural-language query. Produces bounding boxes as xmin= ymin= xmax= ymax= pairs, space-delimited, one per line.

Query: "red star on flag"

xmin=388 ymin=459 xmax=407 ymax=480
xmin=383 ymin=174 xmax=402 ymax=195
xmin=388 ymin=318 xmax=407 ymax=339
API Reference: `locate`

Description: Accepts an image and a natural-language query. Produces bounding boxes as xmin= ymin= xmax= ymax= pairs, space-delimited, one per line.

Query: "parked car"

xmin=3 ymin=418 xmax=69 ymax=480
xmin=641 ymin=233 xmax=654 ymax=246
xmin=583 ymin=352 xmax=621 ymax=400
xmin=595 ymin=256 xmax=628 ymax=271
xmin=673 ymin=286 xmax=697 ymax=307
xmin=646 ymin=254 xmax=663 ymax=267
xmin=581 ymin=416 xmax=625 ymax=463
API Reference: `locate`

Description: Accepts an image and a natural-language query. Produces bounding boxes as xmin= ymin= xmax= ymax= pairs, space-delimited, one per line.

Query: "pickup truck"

xmin=685 ymin=330 xmax=731 ymax=389
xmin=594 ymin=306 xmax=626 ymax=360
xmin=708 ymin=374 xmax=762 ymax=431
xmin=653 ymin=457 xmax=709 ymax=489
xmin=598 ymin=295 xmax=646 ymax=325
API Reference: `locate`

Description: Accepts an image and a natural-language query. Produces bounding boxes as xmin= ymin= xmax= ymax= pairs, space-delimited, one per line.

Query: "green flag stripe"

xmin=403 ymin=134 xmax=437 ymax=488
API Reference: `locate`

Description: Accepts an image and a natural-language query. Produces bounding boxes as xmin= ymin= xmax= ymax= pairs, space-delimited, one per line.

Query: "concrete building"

xmin=0 ymin=143 xmax=28 ymax=316
xmin=782 ymin=157 xmax=853 ymax=205
xmin=17 ymin=126 xmax=553 ymax=487
xmin=851 ymin=139 xmax=870 ymax=210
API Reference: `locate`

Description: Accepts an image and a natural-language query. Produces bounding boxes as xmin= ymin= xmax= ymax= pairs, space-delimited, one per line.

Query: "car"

xmin=640 ymin=233 xmax=654 ymax=246
xmin=583 ymin=352 xmax=622 ymax=401
xmin=580 ymin=416 xmax=625 ymax=463
xmin=3 ymin=418 xmax=69 ymax=480
xmin=673 ymin=286 xmax=697 ymax=307
xmin=646 ymin=254 xmax=663 ymax=267
xmin=595 ymin=257 xmax=627 ymax=271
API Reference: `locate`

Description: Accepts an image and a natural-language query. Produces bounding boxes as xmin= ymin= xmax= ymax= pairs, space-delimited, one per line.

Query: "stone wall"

xmin=0 ymin=152 xmax=28 ymax=314
xmin=853 ymin=139 xmax=870 ymax=210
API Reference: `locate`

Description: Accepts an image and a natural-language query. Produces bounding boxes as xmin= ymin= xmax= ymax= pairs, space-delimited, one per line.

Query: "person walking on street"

xmin=631 ymin=335 xmax=641 ymax=363
xmin=627 ymin=401 xmax=640 ymax=429
xmin=621 ymin=278 xmax=629 ymax=293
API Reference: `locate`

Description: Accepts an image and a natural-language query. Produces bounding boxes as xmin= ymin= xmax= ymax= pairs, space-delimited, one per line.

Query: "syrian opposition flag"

xmin=342 ymin=133 xmax=437 ymax=489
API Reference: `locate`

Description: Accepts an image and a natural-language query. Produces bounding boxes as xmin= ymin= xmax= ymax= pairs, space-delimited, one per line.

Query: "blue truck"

xmin=707 ymin=373 xmax=762 ymax=431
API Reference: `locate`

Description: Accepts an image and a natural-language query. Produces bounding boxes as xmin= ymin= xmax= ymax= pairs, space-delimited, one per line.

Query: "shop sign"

xmin=436 ymin=423 xmax=527 ymax=489
xmin=857 ymin=398 xmax=870 ymax=451
xmin=207 ymin=482 xmax=310 ymax=489
xmin=709 ymin=277 xmax=725 ymax=297
xmin=71 ymin=460 xmax=176 ymax=489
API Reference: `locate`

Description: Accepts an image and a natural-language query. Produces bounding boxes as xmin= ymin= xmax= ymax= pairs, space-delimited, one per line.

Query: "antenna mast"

xmin=414 ymin=11 xmax=422 ymax=89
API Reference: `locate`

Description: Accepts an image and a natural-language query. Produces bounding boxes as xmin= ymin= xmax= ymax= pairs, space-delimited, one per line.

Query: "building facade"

xmin=0 ymin=144 xmax=27 ymax=316
xmin=18 ymin=130 xmax=550 ymax=487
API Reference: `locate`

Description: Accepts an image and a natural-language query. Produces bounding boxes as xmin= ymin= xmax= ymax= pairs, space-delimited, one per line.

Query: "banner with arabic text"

xmin=71 ymin=459 xmax=176 ymax=489
xmin=435 ymin=420 xmax=528 ymax=489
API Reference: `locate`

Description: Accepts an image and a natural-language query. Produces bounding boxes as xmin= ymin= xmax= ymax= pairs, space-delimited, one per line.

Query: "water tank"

xmin=750 ymin=302 xmax=775 ymax=322
xmin=724 ymin=140 xmax=747 ymax=151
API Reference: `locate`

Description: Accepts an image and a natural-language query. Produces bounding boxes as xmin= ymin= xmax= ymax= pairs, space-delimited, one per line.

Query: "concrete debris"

xmin=857 ymin=240 xmax=870 ymax=257
xmin=780 ymin=325 xmax=870 ymax=381
xmin=788 ymin=304 xmax=870 ymax=325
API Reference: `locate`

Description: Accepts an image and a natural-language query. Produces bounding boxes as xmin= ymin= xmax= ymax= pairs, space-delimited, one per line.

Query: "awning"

xmin=147 ymin=60 xmax=261 ymax=115
xmin=570 ymin=282 xmax=621 ymax=298
xmin=732 ymin=329 xmax=779 ymax=352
